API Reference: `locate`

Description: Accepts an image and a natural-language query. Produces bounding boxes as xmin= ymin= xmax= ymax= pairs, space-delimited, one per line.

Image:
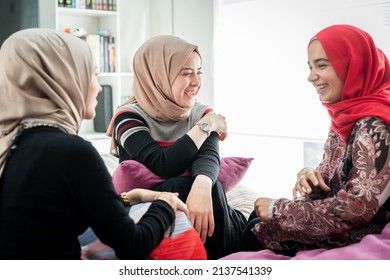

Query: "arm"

xmin=114 ymin=110 xmax=198 ymax=178
xmin=292 ymin=128 xmax=335 ymax=199
xmin=186 ymin=132 xmax=221 ymax=241
xmin=114 ymin=109 xmax=226 ymax=179
xmin=67 ymin=137 xmax=175 ymax=259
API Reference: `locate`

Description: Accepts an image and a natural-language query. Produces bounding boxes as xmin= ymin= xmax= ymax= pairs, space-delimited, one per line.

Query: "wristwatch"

xmin=196 ymin=122 xmax=211 ymax=137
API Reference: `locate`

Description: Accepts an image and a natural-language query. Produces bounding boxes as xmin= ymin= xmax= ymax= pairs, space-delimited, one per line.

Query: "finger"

xmin=316 ymin=172 xmax=331 ymax=191
xmin=292 ymin=185 xmax=298 ymax=199
xmin=189 ymin=212 xmax=196 ymax=228
xmin=194 ymin=216 xmax=206 ymax=243
xmin=200 ymin=216 xmax=208 ymax=243
xmin=306 ymin=172 xmax=319 ymax=186
xmin=177 ymin=200 xmax=189 ymax=216
xmin=295 ymin=178 xmax=311 ymax=196
xmin=208 ymin=213 xmax=215 ymax=237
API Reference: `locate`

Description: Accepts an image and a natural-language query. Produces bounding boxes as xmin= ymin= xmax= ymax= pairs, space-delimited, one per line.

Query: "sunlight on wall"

xmin=214 ymin=0 xmax=390 ymax=198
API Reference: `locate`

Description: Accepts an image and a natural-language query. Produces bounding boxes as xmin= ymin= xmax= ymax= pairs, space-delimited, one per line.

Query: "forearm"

xmin=123 ymin=131 xmax=198 ymax=178
xmin=190 ymin=133 xmax=220 ymax=184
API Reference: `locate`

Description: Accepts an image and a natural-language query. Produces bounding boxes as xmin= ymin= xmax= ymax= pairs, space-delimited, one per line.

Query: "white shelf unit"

xmin=37 ymin=0 xmax=184 ymax=152
xmin=56 ymin=5 xmax=122 ymax=137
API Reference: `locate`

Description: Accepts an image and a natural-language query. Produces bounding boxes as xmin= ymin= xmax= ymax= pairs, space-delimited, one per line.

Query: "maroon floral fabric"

xmin=252 ymin=117 xmax=390 ymax=252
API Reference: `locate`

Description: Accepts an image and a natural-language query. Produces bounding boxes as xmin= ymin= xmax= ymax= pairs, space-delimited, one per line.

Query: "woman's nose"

xmin=307 ymin=71 xmax=318 ymax=83
xmin=191 ymin=75 xmax=201 ymax=87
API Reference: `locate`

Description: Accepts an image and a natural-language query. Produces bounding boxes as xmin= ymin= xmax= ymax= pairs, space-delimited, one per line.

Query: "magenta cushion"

xmin=221 ymin=222 xmax=390 ymax=260
xmin=112 ymin=157 xmax=253 ymax=194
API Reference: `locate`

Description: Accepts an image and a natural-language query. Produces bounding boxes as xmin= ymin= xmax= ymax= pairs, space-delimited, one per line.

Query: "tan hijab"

xmin=0 ymin=28 xmax=93 ymax=176
xmin=106 ymin=35 xmax=200 ymax=155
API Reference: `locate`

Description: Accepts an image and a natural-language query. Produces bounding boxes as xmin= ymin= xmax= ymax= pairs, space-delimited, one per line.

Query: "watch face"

xmin=200 ymin=123 xmax=209 ymax=131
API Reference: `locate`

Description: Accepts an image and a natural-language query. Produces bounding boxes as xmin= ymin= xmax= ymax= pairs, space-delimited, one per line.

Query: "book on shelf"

xmin=64 ymin=0 xmax=72 ymax=8
xmin=108 ymin=37 xmax=116 ymax=73
xmin=86 ymin=33 xmax=116 ymax=74
xmin=63 ymin=26 xmax=115 ymax=74
xmin=91 ymin=0 xmax=116 ymax=11
xmin=58 ymin=0 xmax=116 ymax=11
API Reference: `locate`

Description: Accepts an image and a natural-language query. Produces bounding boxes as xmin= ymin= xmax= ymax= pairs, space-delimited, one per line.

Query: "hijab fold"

xmin=312 ymin=25 xmax=390 ymax=142
xmin=0 ymin=28 xmax=93 ymax=176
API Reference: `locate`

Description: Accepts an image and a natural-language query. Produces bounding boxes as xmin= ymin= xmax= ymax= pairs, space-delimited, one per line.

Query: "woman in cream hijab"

xmin=0 ymin=28 xmax=186 ymax=259
xmin=108 ymin=35 xmax=247 ymax=259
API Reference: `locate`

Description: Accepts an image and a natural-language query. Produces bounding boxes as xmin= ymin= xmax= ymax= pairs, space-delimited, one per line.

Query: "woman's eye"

xmin=183 ymin=72 xmax=192 ymax=77
xmin=318 ymin=64 xmax=327 ymax=69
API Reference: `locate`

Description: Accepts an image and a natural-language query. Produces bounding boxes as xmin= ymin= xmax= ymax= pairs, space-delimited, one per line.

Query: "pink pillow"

xmin=112 ymin=157 xmax=253 ymax=194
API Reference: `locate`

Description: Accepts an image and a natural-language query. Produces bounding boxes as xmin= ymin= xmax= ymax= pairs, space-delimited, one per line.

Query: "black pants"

xmin=242 ymin=211 xmax=263 ymax=251
xmin=155 ymin=176 xmax=247 ymax=260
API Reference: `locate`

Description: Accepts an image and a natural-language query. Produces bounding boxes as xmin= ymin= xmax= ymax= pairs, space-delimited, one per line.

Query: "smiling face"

xmin=171 ymin=51 xmax=202 ymax=109
xmin=307 ymin=39 xmax=344 ymax=104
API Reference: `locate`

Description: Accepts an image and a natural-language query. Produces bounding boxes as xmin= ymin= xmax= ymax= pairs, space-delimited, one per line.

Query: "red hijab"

xmin=312 ymin=24 xmax=390 ymax=142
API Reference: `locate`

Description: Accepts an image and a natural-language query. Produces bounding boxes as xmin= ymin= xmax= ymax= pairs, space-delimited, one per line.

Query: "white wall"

xmin=124 ymin=0 xmax=215 ymax=107
xmin=171 ymin=0 xmax=215 ymax=107
xmin=214 ymin=0 xmax=390 ymax=198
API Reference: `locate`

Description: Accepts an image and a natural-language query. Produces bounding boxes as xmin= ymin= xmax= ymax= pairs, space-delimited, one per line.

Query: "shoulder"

xmin=189 ymin=102 xmax=213 ymax=123
xmin=351 ymin=117 xmax=390 ymax=149
xmin=355 ymin=116 xmax=390 ymax=133
xmin=114 ymin=104 xmax=148 ymax=124
xmin=44 ymin=132 xmax=99 ymax=158
xmin=19 ymin=128 xmax=104 ymax=171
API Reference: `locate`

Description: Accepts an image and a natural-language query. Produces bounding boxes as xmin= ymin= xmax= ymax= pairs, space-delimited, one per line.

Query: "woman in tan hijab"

xmin=0 ymin=28 xmax=186 ymax=259
xmin=108 ymin=35 xmax=247 ymax=259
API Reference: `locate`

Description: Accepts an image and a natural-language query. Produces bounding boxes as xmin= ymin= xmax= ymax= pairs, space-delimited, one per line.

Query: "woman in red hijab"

xmin=244 ymin=24 xmax=390 ymax=256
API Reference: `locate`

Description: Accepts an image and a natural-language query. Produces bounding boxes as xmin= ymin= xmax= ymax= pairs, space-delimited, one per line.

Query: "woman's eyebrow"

xmin=313 ymin=58 xmax=330 ymax=64
xmin=307 ymin=58 xmax=330 ymax=66
xmin=181 ymin=66 xmax=202 ymax=71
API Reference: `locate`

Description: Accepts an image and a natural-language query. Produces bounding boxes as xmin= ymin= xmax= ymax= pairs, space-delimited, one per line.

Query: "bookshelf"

xmin=55 ymin=2 xmax=121 ymax=139
xmin=36 ymin=0 xmax=172 ymax=152
xmin=41 ymin=0 xmax=142 ymax=153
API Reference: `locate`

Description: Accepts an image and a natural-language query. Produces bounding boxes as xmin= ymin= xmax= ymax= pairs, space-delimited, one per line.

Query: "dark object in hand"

xmin=307 ymin=181 xmax=333 ymax=200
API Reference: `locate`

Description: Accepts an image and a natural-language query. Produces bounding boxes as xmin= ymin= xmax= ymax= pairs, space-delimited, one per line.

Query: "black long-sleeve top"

xmin=114 ymin=110 xmax=220 ymax=184
xmin=0 ymin=127 xmax=174 ymax=260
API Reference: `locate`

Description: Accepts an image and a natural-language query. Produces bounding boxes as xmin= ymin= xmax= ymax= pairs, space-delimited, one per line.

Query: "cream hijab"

xmin=129 ymin=35 xmax=200 ymax=121
xmin=0 ymin=28 xmax=93 ymax=176
xmin=106 ymin=35 xmax=201 ymax=156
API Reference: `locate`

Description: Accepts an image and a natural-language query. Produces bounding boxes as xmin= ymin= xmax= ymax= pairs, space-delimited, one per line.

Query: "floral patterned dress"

xmin=252 ymin=116 xmax=390 ymax=253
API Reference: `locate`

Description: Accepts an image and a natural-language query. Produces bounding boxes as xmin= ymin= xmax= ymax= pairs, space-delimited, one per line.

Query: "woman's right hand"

xmin=200 ymin=113 xmax=228 ymax=141
xmin=292 ymin=167 xmax=331 ymax=199
xmin=154 ymin=191 xmax=189 ymax=216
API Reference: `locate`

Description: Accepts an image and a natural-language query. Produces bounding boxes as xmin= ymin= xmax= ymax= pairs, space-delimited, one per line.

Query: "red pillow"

xmin=112 ymin=157 xmax=253 ymax=194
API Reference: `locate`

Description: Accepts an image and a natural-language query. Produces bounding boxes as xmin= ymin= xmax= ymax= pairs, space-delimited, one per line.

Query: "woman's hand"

xmin=200 ymin=113 xmax=228 ymax=141
xmin=254 ymin=197 xmax=273 ymax=222
xmin=185 ymin=175 xmax=214 ymax=243
xmin=123 ymin=189 xmax=188 ymax=215
xmin=292 ymin=167 xmax=331 ymax=199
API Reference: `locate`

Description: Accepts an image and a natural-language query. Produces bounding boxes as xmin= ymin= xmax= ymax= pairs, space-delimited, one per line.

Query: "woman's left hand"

xmin=186 ymin=175 xmax=214 ymax=243
xmin=124 ymin=189 xmax=188 ymax=215
xmin=254 ymin=197 xmax=273 ymax=222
